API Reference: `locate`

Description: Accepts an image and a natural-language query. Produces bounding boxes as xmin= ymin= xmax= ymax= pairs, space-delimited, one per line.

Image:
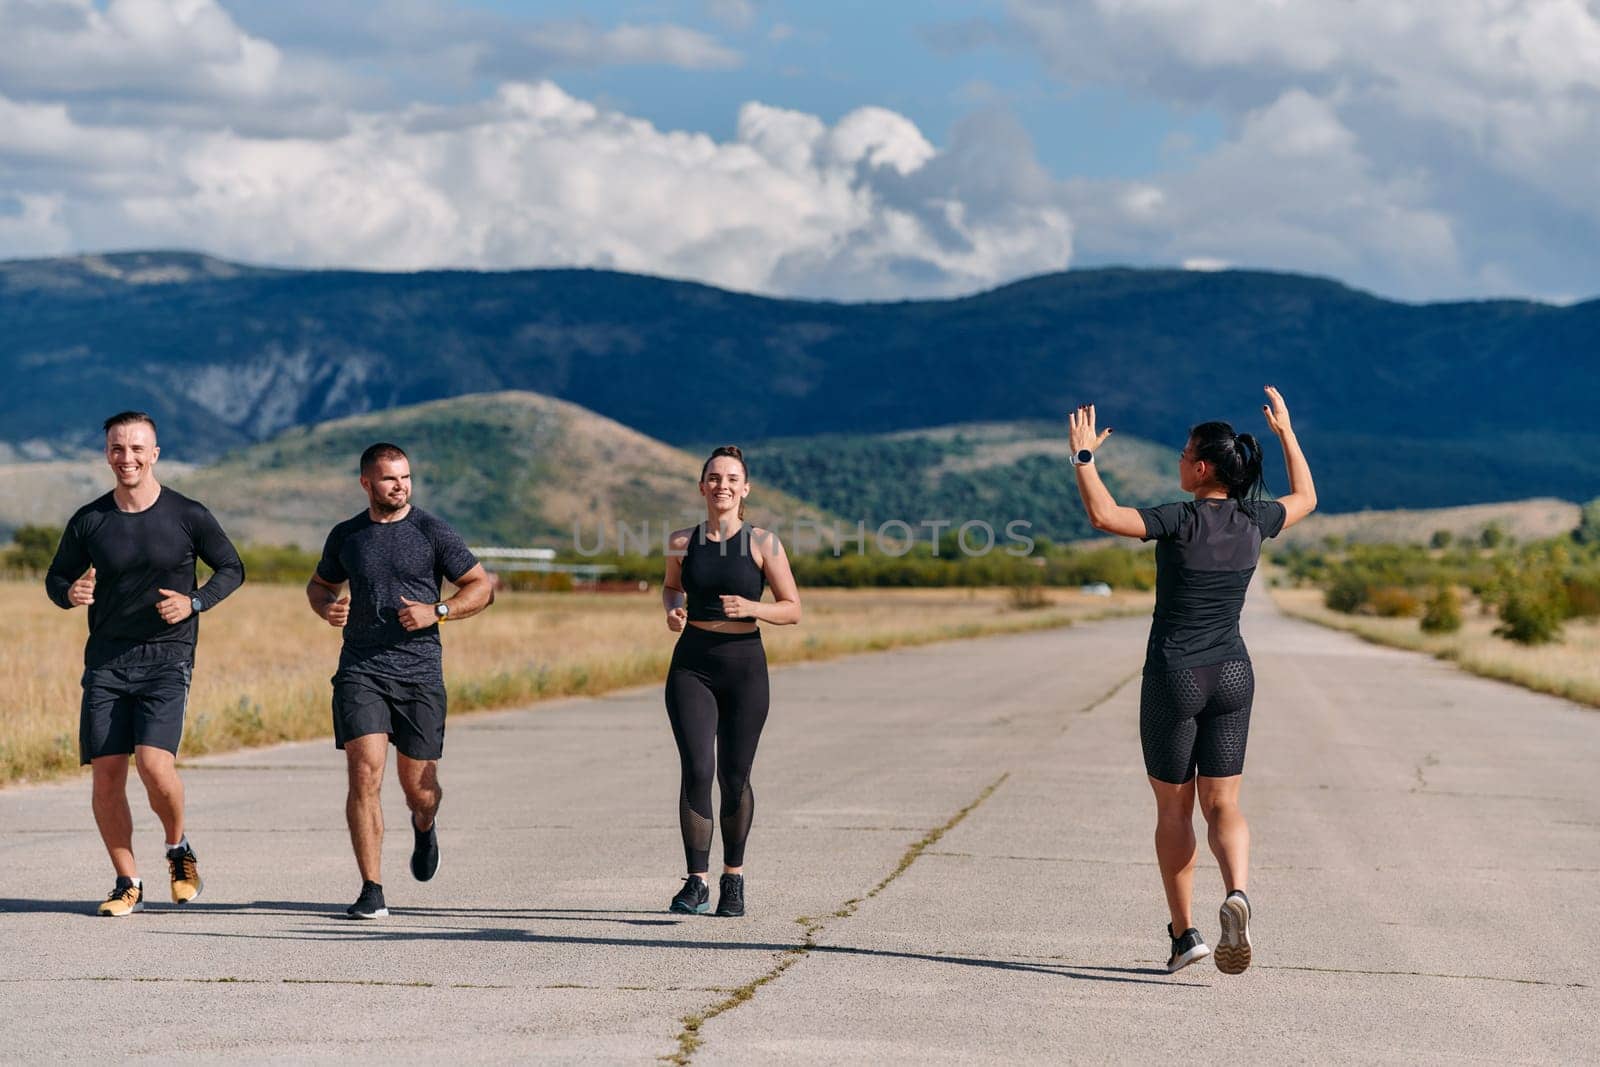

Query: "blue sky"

xmin=435 ymin=1 xmax=1227 ymax=179
xmin=2 ymin=0 xmax=1598 ymax=303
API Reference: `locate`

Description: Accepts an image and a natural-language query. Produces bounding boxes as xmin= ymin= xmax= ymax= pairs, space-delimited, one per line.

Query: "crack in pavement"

xmin=661 ymin=772 xmax=1011 ymax=1066
xmin=1058 ymin=668 xmax=1141 ymax=734
xmin=1256 ymin=964 xmax=1590 ymax=989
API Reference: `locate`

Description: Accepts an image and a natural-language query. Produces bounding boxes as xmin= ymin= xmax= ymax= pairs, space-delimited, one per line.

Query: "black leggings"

xmin=664 ymin=627 xmax=770 ymax=873
xmin=1140 ymin=659 xmax=1254 ymax=784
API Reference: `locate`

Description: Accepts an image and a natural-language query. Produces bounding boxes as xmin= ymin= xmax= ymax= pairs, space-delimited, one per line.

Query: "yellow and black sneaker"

xmin=167 ymin=841 xmax=203 ymax=904
xmin=98 ymin=877 xmax=144 ymax=917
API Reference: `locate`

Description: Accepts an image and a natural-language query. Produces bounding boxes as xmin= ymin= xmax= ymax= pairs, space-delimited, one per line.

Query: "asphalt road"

xmin=2 ymin=591 xmax=1594 ymax=1063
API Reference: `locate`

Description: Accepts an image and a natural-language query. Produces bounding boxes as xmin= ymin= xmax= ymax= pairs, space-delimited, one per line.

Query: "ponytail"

xmin=1189 ymin=422 xmax=1266 ymax=500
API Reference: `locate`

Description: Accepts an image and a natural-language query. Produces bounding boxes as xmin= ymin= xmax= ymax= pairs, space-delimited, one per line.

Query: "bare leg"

xmin=345 ymin=735 xmax=388 ymax=884
xmin=134 ymin=746 xmax=185 ymax=846
xmin=1148 ymin=775 xmax=1197 ymax=934
xmin=91 ymin=755 xmax=136 ymax=879
xmin=396 ymin=755 xmax=442 ymax=831
xmin=1197 ymin=774 xmax=1250 ymax=895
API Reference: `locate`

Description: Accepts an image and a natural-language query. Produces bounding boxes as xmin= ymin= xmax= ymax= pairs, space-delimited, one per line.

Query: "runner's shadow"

xmin=0 ymin=898 xmax=101 ymax=915
xmin=0 ymin=899 xmax=677 ymax=927
xmin=160 ymin=927 xmax=1204 ymax=987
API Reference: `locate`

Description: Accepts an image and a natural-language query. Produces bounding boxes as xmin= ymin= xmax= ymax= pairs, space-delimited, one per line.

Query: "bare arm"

xmin=1069 ymin=404 xmax=1149 ymax=539
xmin=662 ymin=529 xmax=689 ymax=632
xmin=443 ymin=563 xmax=494 ymax=620
xmin=1263 ymin=386 xmax=1318 ymax=530
xmin=736 ymin=529 xmax=801 ymax=625
xmin=306 ymin=573 xmax=349 ymax=627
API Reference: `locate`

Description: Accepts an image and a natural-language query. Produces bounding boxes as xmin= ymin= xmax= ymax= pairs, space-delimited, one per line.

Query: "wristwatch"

xmin=1070 ymin=448 xmax=1095 ymax=467
xmin=190 ymin=595 xmax=204 ymax=614
xmin=434 ymin=602 xmax=450 ymax=622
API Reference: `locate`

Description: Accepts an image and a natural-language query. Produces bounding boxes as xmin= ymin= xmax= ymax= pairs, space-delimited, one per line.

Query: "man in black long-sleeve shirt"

xmin=46 ymin=411 xmax=245 ymax=917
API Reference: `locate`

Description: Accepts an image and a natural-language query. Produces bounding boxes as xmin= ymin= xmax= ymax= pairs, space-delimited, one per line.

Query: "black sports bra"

xmin=680 ymin=524 xmax=766 ymax=622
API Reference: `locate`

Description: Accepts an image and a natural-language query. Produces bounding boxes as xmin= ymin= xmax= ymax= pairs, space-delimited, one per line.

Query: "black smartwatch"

xmin=434 ymin=602 xmax=451 ymax=622
xmin=1071 ymin=448 xmax=1095 ymax=467
xmin=190 ymin=595 xmax=204 ymax=614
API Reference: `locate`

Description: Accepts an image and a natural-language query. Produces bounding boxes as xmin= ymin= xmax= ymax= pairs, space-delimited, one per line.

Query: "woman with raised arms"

xmin=1068 ymin=387 xmax=1316 ymax=973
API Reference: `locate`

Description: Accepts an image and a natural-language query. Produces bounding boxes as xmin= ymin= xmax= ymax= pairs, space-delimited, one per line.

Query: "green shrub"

xmin=1429 ymin=529 xmax=1453 ymax=550
xmin=1324 ymin=571 xmax=1371 ymax=614
xmin=1420 ymin=584 xmax=1463 ymax=634
xmin=5 ymin=524 xmax=61 ymax=573
xmin=1496 ymin=586 xmax=1565 ymax=645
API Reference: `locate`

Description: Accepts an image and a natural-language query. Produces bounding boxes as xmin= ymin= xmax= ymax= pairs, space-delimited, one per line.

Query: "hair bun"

xmin=719 ymin=445 xmax=743 ymax=459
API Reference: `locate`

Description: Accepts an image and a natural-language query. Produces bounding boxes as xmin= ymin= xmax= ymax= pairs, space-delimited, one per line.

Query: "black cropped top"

xmin=680 ymin=523 xmax=766 ymax=622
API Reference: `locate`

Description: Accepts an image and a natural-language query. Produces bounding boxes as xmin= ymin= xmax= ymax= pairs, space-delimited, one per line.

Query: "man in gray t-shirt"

xmin=306 ymin=442 xmax=495 ymax=919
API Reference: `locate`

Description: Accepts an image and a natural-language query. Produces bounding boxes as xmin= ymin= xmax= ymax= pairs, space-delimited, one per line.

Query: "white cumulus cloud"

xmin=0 ymin=80 xmax=1073 ymax=300
xmin=987 ymin=0 xmax=1600 ymax=298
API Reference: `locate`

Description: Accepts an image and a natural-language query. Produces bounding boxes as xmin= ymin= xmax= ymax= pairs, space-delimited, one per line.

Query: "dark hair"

xmin=1188 ymin=421 xmax=1264 ymax=500
xmin=700 ymin=445 xmax=748 ymax=520
xmin=103 ymin=411 xmax=157 ymax=438
xmin=359 ymin=442 xmax=409 ymax=475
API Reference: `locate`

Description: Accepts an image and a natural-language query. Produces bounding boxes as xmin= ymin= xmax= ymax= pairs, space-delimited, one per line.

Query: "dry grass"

xmin=0 ymin=582 xmax=1148 ymax=787
xmin=1271 ymin=585 xmax=1600 ymax=708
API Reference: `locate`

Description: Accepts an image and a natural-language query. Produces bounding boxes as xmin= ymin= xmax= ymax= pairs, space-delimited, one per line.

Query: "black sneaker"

xmin=410 ymin=816 xmax=440 ymax=882
xmin=1215 ymin=890 xmax=1253 ymax=974
xmin=714 ymin=873 xmax=745 ymax=917
xmin=669 ymin=876 xmax=710 ymax=915
xmin=346 ymin=880 xmax=388 ymax=919
xmin=1166 ymin=923 xmax=1211 ymax=973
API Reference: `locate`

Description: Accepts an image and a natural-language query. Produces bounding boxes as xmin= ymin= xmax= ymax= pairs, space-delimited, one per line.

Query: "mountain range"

xmin=2 ymin=250 xmax=1596 ymax=513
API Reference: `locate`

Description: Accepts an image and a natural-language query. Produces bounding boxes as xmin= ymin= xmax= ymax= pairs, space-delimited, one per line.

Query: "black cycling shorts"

xmin=1140 ymin=659 xmax=1254 ymax=784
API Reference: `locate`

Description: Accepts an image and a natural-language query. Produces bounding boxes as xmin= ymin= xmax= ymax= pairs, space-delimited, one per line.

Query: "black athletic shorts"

xmin=80 ymin=662 xmax=192 ymax=764
xmin=1139 ymin=659 xmax=1255 ymax=785
xmin=332 ymin=671 xmax=447 ymax=761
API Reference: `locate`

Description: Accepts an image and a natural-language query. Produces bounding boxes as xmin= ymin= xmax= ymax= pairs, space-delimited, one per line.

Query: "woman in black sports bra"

xmin=660 ymin=445 xmax=802 ymax=917
xmin=1069 ymin=387 xmax=1317 ymax=975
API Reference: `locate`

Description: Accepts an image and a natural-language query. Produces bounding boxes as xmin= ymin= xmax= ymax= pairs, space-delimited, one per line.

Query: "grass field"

xmin=2 ymin=583 xmax=1149 ymax=788
xmin=1270 ymin=585 xmax=1600 ymax=709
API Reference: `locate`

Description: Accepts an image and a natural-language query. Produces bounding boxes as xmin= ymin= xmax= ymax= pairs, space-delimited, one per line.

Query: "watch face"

xmin=1076 ymin=449 xmax=1094 ymax=464
xmin=435 ymin=603 xmax=449 ymax=617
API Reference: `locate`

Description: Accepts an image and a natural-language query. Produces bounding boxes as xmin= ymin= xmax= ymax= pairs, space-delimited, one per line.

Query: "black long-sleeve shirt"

xmin=46 ymin=487 xmax=245 ymax=669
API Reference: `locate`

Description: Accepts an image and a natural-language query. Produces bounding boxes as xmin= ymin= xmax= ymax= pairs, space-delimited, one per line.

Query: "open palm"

xmin=1068 ymin=404 xmax=1113 ymax=454
xmin=1262 ymin=386 xmax=1293 ymax=436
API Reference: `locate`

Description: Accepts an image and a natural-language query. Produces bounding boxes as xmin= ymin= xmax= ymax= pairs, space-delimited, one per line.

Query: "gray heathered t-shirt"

xmin=315 ymin=506 xmax=478 ymax=683
xmin=1137 ymin=497 xmax=1287 ymax=674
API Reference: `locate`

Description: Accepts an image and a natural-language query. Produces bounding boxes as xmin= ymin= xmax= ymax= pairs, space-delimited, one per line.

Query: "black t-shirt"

xmin=315 ymin=506 xmax=478 ymax=683
xmin=1137 ymin=497 xmax=1287 ymax=673
xmin=46 ymin=488 xmax=245 ymax=669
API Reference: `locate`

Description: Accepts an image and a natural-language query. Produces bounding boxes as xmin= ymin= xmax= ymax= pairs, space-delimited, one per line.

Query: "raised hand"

xmin=1262 ymin=385 xmax=1293 ymax=436
xmin=397 ymin=596 xmax=438 ymax=631
xmin=69 ymin=566 xmax=96 ymax=607
xmin=666 ymin=605 xmax=688 ymax=632
xmin=155 ymin=587 xmax=193 ymax=624
xmin=1068 ymin=404 xmax=1113 ymax=454
xmin=325 ymin=595 xmax=350 ymax=628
